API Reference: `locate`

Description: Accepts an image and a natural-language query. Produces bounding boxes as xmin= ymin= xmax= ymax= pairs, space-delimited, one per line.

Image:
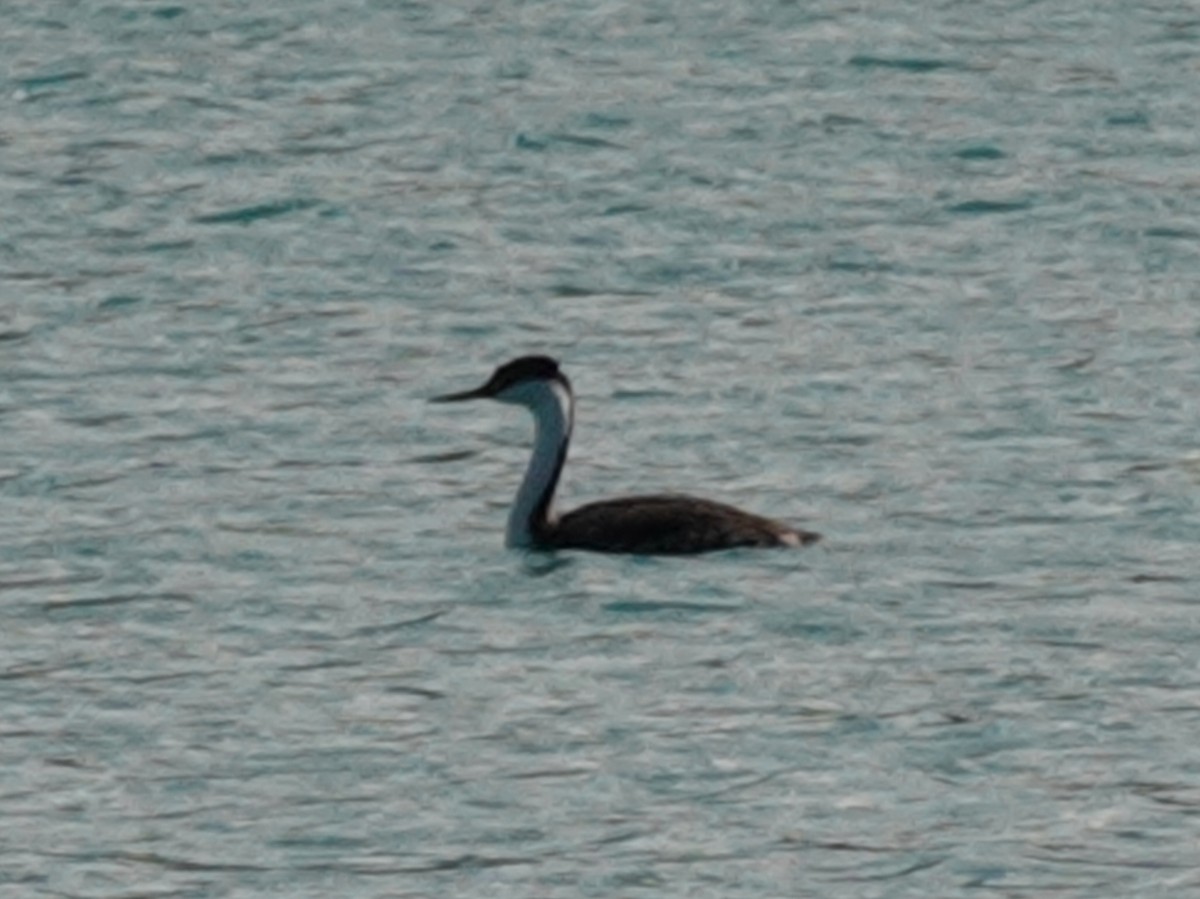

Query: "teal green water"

xmin=3 ymin=1 xmax=1200 ymax=896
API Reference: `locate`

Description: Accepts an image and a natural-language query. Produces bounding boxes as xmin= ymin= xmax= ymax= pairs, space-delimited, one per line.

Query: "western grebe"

xmin=431 ymin=356 xmax=821 ymax=555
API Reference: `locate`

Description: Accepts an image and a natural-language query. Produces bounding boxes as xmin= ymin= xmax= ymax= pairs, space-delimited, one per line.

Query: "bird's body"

xmin=431 ymin=356 xmax=820 ymax=555
xmin=549 ymin=494 xmax=810 ymax=554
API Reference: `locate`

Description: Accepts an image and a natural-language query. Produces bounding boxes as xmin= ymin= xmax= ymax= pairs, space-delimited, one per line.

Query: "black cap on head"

xmin=431 ymin=355 xmax=566 ymax=403
xmin=488 ymin=355 xmax=561 ymax=389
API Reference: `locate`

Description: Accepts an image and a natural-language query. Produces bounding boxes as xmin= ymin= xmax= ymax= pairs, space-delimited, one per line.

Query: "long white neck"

xmin=506 ymin=380 xmax=573 ymax=547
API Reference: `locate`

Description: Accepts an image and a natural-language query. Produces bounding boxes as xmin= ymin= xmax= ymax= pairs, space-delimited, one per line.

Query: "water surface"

xmin=3 ymin=1 xmax=1199 ymax=896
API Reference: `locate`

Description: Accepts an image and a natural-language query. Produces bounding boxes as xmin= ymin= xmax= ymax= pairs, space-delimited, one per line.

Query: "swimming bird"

xmin=431 ymin=356 xmax=821 ymax=555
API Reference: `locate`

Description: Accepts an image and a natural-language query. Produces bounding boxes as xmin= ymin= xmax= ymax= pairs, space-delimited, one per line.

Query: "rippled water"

xmin=4 ymin=1 xmax=1200 ymax=896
